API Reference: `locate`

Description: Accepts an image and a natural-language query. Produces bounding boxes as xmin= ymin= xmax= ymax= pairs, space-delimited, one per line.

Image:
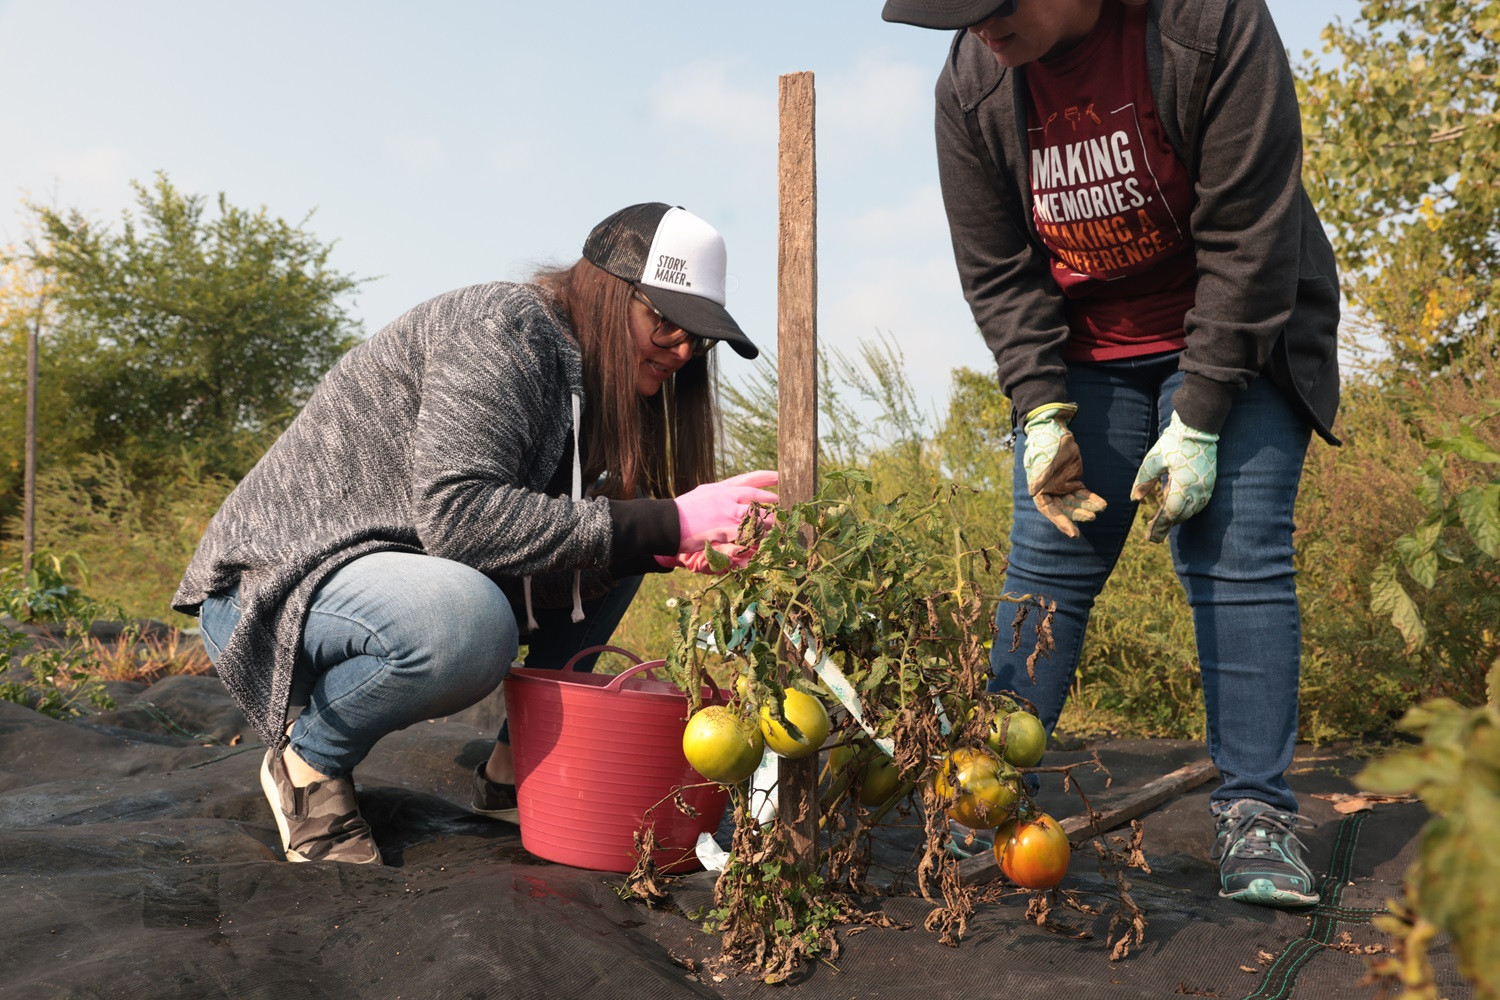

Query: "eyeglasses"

xmin=633 ymin=289 xmax=714 ymax=359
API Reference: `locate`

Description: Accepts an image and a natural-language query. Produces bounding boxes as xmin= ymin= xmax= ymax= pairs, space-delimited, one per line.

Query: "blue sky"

xmin=0 ymin=0 xmax=1359 ymax=429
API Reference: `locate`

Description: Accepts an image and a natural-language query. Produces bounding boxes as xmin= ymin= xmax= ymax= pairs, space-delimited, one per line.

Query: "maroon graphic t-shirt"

xmin=1024 ymin=0 xmax=1196 ymax=362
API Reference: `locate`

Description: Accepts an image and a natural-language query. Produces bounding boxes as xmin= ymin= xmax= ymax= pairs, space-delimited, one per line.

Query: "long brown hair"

xmin=534 ymin=258 xmax=721 ymax=500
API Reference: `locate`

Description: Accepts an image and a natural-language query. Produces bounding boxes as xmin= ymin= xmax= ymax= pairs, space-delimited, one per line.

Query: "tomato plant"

xmin=641 ymin=471 xmax=1143 ymax=979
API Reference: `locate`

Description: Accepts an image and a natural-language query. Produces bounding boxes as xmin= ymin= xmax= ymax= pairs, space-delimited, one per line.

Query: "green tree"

xmin=13 ymin=172 xmax=363 ymax=485
xmin=1297 ymin=1 xmax=1500 ymax=371
xmin=0 ymin=254 xmax=52 ymax=528
xmin=718 ymin=335 xmax=930 ymax=479
xmin=932 ymin=366 xmax=1012 ymax=491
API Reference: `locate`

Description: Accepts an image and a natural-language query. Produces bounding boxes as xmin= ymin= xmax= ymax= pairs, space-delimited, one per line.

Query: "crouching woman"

xmin=174 ymin=203 xmax=776 ymax=864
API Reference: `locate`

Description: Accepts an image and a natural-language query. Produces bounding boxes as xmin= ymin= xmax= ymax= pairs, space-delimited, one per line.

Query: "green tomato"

xmin=985 ymin=710 xmax=1047 ymax=768
xmin=760 ymin=688 xmax=831 ymax=759
xmin=858 ymin=755 xmax=902 ymax=807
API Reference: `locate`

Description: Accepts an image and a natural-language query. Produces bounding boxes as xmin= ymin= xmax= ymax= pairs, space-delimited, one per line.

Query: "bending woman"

xmin=883 ymin=0 xmax=1340 ymax=908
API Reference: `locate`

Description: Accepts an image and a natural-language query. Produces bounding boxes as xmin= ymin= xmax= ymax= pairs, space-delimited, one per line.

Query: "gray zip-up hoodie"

xmin=172 ymin=281 xmax=677 ymax=747
xmin=935 ymin=0 xmax=1340 ymax=442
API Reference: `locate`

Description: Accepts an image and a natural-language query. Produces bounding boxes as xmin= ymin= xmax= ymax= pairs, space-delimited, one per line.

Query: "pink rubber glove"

xmin=674 ymin=471 xmax=779 ymax=552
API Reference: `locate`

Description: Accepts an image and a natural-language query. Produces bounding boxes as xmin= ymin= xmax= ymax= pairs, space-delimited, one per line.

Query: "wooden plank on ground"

xmin=958 ymin=757 xmax=1219 ymax=883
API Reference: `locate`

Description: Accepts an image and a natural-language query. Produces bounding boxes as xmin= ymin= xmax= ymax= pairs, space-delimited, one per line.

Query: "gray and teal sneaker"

xmin=1212 ymin=800 xmax=1318 ymax=908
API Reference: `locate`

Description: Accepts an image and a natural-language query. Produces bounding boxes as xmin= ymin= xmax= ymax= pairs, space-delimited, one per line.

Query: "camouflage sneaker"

xmin=469 ymin=762 xmax=519 ymax=823
xmin=1212 ymin=800 xmax=1318 ymax=908
xmin=259 ymin=748 xmax=381 ymax=864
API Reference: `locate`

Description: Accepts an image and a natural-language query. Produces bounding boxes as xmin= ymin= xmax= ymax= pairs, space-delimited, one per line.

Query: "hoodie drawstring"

xmin=522 ymin=577 xmax=539 ymax=632
xmin=569 ymin=394 xmax=585 ymax=623
xmin=521 ymin=393 xmax=586 ymax=631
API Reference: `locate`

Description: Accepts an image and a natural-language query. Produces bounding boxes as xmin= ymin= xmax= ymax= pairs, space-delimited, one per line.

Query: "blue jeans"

xmin=990 ymin=353 xmax=1310 ymax=813
xmin=199 ymin=551 xmax=640 ymax=776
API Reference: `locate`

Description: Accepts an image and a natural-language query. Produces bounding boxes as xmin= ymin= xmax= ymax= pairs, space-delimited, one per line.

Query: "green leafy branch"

xmin=1360 ymin=401 xmax=1499 ymax=999
xmin=0 ymin=626 xmax=117 ymax=719
xmin=0 ymin=552 xmax=120 ymax=718
xmin=0 ymin=550 xmax=119 ymax=624
xmin=1356 ymin=664 xmax=1500 ymax=999
xmin=1370 ymin=403 xmax=1500 ymax=653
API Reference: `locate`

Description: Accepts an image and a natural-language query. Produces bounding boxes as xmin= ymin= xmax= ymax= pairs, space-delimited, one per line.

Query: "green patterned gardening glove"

xmin=1024 ymin=403 xmax=1107 ymax=539
xmin=1129 ymin=411 xmax=1220 ymax=543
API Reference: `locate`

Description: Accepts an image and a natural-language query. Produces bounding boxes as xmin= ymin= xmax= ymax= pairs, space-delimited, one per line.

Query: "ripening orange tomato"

xmin=994 ymin=812 xmax=1070 ymax=889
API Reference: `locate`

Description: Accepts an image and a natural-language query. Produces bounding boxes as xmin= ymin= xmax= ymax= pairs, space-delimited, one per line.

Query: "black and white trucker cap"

xmin=582 ymin=202 xmax=758 ymax=360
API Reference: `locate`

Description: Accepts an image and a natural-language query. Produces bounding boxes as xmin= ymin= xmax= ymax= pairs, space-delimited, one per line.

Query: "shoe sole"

xmin=470 ymin=803 xmax=520 ymax=824
xmin=1220 ymin=879 xmax=1318 ymax=908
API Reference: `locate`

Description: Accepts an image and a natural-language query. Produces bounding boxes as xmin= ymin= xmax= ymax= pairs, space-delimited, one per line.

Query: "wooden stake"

xmin=777 ymin=71 xmax=817 ymax=509
xmin=776 ymin=70 xmax=819 ymax=872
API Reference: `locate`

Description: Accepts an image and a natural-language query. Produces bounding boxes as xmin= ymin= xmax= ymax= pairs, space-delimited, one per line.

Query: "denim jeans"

xmin=990 ymin=352 xmax=1310 ymax=813
xmin=199 ymin=550 xmax=640 ymax=776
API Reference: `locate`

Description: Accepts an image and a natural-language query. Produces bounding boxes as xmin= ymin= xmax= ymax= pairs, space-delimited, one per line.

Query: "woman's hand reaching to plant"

xmin=660 ymin=471 xmax=778 ymax=574
xmin=674 ymin=471 xmax=779 ymax=550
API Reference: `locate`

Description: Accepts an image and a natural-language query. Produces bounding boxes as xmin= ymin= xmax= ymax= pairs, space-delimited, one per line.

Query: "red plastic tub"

xmin=504 ymin=645 xmax=731 ymax=874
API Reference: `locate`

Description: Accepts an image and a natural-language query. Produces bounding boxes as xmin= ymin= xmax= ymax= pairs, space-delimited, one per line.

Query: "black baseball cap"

xmin=881 ymin=0 xmax=1017 ymax=29
xmin=582 ymin=202 xmax=758 ymax=360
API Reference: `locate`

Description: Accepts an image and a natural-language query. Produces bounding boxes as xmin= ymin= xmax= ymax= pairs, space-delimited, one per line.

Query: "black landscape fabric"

xmin=0 ymin=627 xmax=1475 ymax=1000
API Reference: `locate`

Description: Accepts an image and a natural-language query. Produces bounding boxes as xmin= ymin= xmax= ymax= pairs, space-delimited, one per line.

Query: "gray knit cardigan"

xmin=173 ymin=281 xmax=651 ymax=748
